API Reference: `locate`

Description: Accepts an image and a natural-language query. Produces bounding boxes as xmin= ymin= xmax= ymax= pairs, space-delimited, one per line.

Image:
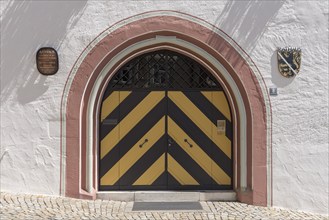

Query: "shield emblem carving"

xmin=277 ymin=47 xmax=301 ymax=78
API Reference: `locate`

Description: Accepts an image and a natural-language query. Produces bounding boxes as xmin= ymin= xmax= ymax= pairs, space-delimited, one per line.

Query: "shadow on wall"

xmin=0 ymin=0 xmax=87 ymax=104
xmin=208 ymin=0 xmax=285 ymax=52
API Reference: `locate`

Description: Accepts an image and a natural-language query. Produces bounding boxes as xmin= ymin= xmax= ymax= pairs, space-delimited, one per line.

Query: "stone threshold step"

xmin=97 ymin=191 xmax=236 ymax=202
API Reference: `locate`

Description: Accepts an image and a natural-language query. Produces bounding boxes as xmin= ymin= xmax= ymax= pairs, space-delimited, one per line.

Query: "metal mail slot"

xmin=103 ymin=119 xmax=118 ymax=125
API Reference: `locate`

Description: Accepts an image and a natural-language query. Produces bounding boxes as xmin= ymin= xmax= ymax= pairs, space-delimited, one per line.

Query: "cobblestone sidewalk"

xmin=0 ymin=192 xmax=328 ymax=220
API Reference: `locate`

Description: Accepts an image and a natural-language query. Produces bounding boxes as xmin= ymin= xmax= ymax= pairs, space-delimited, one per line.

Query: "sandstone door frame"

xmin=60 ymin=11 xmax=272 ymax=206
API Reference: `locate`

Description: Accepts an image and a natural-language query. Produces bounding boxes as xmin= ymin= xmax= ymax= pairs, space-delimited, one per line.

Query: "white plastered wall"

xmin=1 ymin=0 xmax=328 ymax=214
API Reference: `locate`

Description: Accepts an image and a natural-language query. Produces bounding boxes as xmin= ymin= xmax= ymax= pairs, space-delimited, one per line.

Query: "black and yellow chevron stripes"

xmin=99 ymin=90 xmax=232 ymax=190
xmin=167 ymin=91 xmax=232 ymax=189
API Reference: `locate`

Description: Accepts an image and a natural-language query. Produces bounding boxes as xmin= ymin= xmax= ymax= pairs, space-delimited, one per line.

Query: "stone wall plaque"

xmin=36 ymin=47 xmax=58 ymax=75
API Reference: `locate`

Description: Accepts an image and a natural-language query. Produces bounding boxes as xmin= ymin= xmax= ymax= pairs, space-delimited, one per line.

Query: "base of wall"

xmin=236 ymin=188 xmax=254 ymax=205
xmin=96 ymin=191 xmax=236 ymax=202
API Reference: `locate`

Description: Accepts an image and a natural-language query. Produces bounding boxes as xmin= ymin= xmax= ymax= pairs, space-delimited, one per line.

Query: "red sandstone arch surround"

xmin=61 ymin=12 xmax=270 ymax=206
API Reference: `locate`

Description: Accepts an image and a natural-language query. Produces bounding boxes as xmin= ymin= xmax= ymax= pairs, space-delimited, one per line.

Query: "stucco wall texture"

xmin=1 ymin=0 xmax=328 ymax=214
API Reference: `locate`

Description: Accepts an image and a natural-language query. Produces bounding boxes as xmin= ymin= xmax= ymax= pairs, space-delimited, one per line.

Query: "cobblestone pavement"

xmin=0 ymin=192 xmax=328 ymax=220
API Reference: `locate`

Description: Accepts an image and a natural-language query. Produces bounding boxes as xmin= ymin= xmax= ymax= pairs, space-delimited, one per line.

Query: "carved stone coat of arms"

xmin=277 ymin=47 xmax=302 ymax=78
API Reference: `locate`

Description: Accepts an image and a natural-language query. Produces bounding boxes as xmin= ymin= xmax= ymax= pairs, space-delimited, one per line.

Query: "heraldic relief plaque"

xmin=277 ymin=47 xmax=301 ymax=78
xmin=36 ymin=47 xmax=59 ymax=75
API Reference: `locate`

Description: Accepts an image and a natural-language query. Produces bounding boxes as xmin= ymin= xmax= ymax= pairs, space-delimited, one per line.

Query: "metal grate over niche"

xmin=108 ymin=50 xmax=221 ymax=90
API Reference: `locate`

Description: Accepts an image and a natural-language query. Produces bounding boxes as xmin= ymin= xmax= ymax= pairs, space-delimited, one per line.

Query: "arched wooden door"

xmin=99 ymin=50 xmax=233 ymax=190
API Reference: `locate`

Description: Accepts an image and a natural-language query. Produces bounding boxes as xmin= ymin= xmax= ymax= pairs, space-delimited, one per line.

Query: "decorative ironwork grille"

xmin=108 ymin=50 xmax=221 ymax=90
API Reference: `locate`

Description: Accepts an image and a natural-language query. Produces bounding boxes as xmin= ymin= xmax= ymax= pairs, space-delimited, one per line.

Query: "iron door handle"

xmin=184 ymin=139 xmax=193 ymax=148
xmin=139 ymin=139 xmax=148 ymax=148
